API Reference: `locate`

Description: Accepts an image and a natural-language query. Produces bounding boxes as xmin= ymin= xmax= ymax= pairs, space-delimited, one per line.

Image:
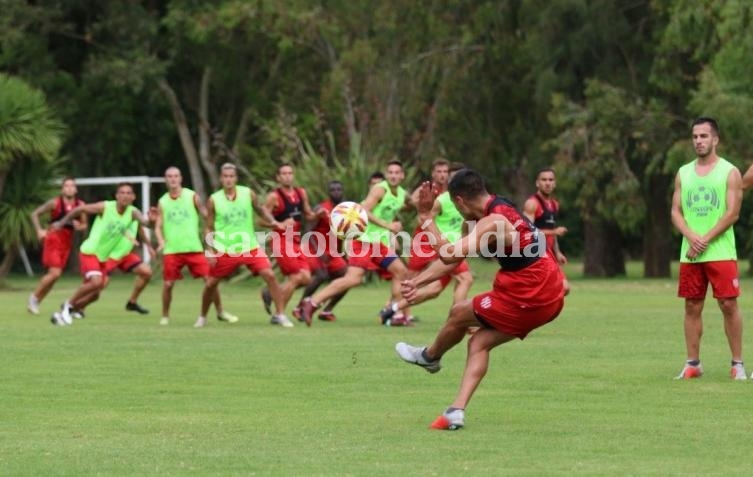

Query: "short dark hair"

xmin=328 ymin=180 xmax=343 ymax=188
xmin=386 ymin=159 xmax=403 ymax=169
xmin=692 ymin=116 xmax=720 ymax=137
xmin=369 ymin=171 xmax=385 ymax=181
xmin=449 ymin=162 xmax=466 ymax=173
xmin=61 ymin=176 xmax=76 ymax=184
xmin=448 ymin=169 xmax=487 ymax=200
xmin=536 ymin=167 xmax=555 ymax=180
xmin=432 ymin=158 xmax=450 ymax=170
xmin=277 ymin=163 xmax=293 ymax=174
xmin=116 ymin=182 xmax=134 ymax=193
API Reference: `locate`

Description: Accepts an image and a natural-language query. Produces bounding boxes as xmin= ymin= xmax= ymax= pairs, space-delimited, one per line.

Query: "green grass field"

xmin=2 ymin=259 xmax=752 ymax=476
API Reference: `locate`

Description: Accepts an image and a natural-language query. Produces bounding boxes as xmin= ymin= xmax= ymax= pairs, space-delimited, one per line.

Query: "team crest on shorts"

xmin=480 ymin=296 xmax=492 ymax=309
xmin=733 ymin=278 xmax=740 ymax=289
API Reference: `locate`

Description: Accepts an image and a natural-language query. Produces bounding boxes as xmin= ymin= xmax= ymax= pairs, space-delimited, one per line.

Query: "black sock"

xmin=421 ymin=349 xmax=436 ymax=362
xmin=732 ymin=360 xmax=744 ymax=366
xmin=687 ymin=359 xmax=700 ymax=367
xmin=446 ymin=407 xmax=464 ymax=413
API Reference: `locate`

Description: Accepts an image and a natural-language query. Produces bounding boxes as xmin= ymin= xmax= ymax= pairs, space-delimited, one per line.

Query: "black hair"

xmin=448 ymin=169 xmax=487 ymax=200
xmin=535 ymin=167 xmax=555 ymax=180
xmin=692 ymin=117 xmax=720 ymax=137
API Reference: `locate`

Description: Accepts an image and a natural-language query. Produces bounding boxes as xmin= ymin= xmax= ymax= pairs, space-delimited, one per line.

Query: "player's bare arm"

xmin=136 ymin=223 xmax=157 ymax=260
xmin=523 ymin=197 xmax=566 ymax=237
xmin=361 ymin=185 xmax=389 ymax=227
xmin=257 ymin=191 xmax=279 ymax=228
xmin=670 ymin=172 xmax=705 ymax=259
xmin=31 ymin=199 xmax=56 ymax=240
xmin=54 ymin=202 xmax=105 ymax=229
xmin=301 ymin=189 xmax=319 ymax=221
xmin=204 ymin=197 xmax=217 ymax=255
xmin=74 ymin=209 xmax=89 ymax=232
xmin=253 ymin=190 xmax=283 ymax=230
xmin=743 ymin=163 xmax=753 ymax=191
xmin=131 ymin=208 xmax=155 ymax=228
xmin=154 ymin=204 xmax=165 ymax=252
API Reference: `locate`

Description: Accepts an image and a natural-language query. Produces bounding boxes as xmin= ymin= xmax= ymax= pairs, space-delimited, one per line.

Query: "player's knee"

xmin=685 ymin=299 xmax=704 ymax=317
xmin=47 ymin=268 xmax=63 ymax=280
xmin=163 ymin=281 xmax=175 ymax=291
xmin=717 ymin=298 xmax=738 ymax=316
xmin=140 ymin=266 xmax=153 ymax=280
xmin=297 ymin=270 xmax=312 ymax=286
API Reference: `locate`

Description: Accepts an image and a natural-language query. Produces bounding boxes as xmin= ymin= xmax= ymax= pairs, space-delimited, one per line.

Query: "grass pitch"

xmin=1 ymin=259 xmax=752 ymax=476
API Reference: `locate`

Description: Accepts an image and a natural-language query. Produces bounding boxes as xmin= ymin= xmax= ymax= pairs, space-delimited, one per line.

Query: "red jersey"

xmin=272 ymin=187 xmax=304 ymax=242
xmin=528 ymin=193 xmax=560 ymax=251
xmin=313 ymin=199 xmax=336 ymax=236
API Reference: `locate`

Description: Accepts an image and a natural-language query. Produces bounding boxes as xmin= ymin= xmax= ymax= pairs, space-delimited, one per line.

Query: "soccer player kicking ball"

xmin=200 ymin=163 xmax=290 ymax=328
xmin=395 ymin=169 xmax=567 ymax=430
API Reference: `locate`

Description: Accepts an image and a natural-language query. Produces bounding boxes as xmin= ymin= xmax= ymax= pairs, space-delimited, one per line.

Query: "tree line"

xmin=3 ymin=0 xmax=753 ymax=278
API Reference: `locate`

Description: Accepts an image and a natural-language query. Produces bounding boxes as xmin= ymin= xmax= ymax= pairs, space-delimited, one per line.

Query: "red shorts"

xmin=678 ymin=260 xmax=740 ymax=299
xmin=472 ymin=257 xmax=565 ymax=339
xmin=105 ymin=253 xmax=142 ymax=274
xmin=79 ymin=253 xmax=107 ymax=280
xmin=272 ymin=243 xmax=311 ymax=276
xmin=42 ymin=229 xmax=74 ymax=269
xmin=347 ymin=239 xmax=399 ymax=271
xmin=306 ymin=253 xmax=348 ymax=275
xmin=163 ymin=252 xmax=209 ymax=281
xmin=209 ymin=248 xmax=272 ymax=278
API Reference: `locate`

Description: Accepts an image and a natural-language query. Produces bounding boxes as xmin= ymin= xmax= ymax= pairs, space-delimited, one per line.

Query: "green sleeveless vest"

xmin=362 ymin=180 xmax=405 ymax=245
xmin=109 ymin=220 xmax=138 ymax=260
xmin=210 ymin=186 xmax=258 ymax=253
xmin=434 ymin=191 xmax=463 ymax=243
xmin=679 ymin=157 xmax=737 ymax=263
xmin=80 ymin=201 xmax=136 ymax=261
xmin=159 ymin=188 xmax=203 ymax=254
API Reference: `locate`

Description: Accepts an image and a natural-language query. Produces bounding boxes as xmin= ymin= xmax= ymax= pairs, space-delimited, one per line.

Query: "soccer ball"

xmin=330 ymin=201 xmax=368 ymax=239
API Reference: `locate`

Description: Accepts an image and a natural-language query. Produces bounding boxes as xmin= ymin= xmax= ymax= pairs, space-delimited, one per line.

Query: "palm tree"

xmin=0 ymin=74 xmax=64 ymax=281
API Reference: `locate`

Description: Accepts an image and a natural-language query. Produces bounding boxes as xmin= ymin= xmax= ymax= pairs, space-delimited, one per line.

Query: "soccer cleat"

xmin=395 ymin=342 xmax=441 ymax=374
xmin=430 ymin=409 xmax=465 ymax=430
xmin=261 ymin=288 xmax=272 ymax=315
xmin=299 ymin=297 xmax=318 ymax=327
xmin=388 ymin=313 xmax=414 ymax=327
xmin=318 ymin=310 xmax=336 ymax=322
xmin=217 ymin=310 xmax=239 ymax=323
xmin=731 ymin=363 xmax=747 ymax=381
xmin=50 ymin=312 xmax=66 ymax=326
xmin=27 ymin=294 xmax=40 ymax=315
xmin=379 ymin=302 xmax=397 ymax=325
xmin=126 ymin=301 xmax=149 ymax=315
xmin=675 ymin=363 xmax=703 ymax=380
xmin=72 ymin=309 xmax=85 ymax=320
xmin=159 ymin=317 xmax=169 ymax=326
xmin=270 ymin=314 xmax=294 ymax=328
xmin=292 ymin=306 xmax=302 ymax=320
xmin=60 ymin=302 xmax=73 ymax=325
xmin=194 ymin=316 xmax=207 ymax=328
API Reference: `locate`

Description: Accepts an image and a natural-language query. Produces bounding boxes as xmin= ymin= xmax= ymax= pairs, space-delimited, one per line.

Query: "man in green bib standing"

xmin=299 ymin=160 xmax=410 ymax=326
xmin=200 ymin=163 xmax=290 ymax=328
xmin=154 ymin=167 xmax=238 ymax=326
xmin=671 ymin=117 xmax=746 ymax=380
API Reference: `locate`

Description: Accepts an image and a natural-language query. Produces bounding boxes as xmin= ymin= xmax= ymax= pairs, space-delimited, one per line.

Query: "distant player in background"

xmin=380 ymin=160 xmax=473 ymax=325
xmin=299 ymin=160 xmax=411 ymax=326
xmin=200 ymin=163 xmax=290 ymax=328
xmin=260 ymin=164 xmax=321 ymax=320
xmin=28 ymin=177 xmax=87 ymax=314
xmin=154 ymin=167 xmax=238 ymax=326
xmin=292 ymin=180 xmax=349 ymax=322
xmin=368 ymin=171 xmax=385 ymax=189
xmin=523 ymin=168 xmax=567 ymax=265
xmin=396 ymin=169 xmax=566 ymax=430
xmin=50 ymin=183 xmax=155 ymax=325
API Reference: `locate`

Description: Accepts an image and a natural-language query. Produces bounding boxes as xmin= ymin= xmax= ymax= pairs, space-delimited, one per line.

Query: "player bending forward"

xmin=395 ymin=169 xmax=567 ymax=430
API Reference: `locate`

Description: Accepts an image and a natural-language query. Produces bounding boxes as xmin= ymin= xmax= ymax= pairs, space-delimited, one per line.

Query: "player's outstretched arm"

xmin=253 ymin=190 xmax=283 ymax=230
xmin=30 ymin=199 xmax=56 ymax=240
xmin=53 ymin=202 xmax=105 ymax=229
xmin=361 ymin=184 xmax=388 ymax=228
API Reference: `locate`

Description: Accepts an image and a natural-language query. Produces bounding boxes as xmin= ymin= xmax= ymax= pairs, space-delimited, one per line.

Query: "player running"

xmin=28 ymin=177 xmax=87 ymax=314
xmin=299 ymin=160 xmax=411 ymax=326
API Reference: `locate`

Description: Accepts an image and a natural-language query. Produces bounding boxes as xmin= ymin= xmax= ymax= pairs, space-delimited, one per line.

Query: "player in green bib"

xmin=380 ymin=160 xmax=474 ymax=325
xmin=102 ymin=220 xmax=155 ymax=316
xmin=671 ymin=117 xmax=746 ymax=380
xmin=300 ymin=160 xmax=411 ymax=326
xmin=50 ymin=183 xmax=155 ymax=325
xmin=154 ymin=167 xmax=237 ymax=326
xmin=199 ymin=163 xmax=291 ymax=328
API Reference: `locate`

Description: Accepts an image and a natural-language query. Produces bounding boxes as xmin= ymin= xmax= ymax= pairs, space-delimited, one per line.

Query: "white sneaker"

xmin=731 ymin=363 xmax=747 ymax=380
xmin=218 ymin=310 xmax=239 ymax=323
xmin=159 ymin=317 xmax=169 ymax=326
xmin=27 ymin=294 xmax=40 ymax=315
xmin=50 ymin=312 xmax=66 ymax=326
xmin=60 ymin=302 xmax=73 ymax=325
xmin=194 ymin=316 xmax=207 ymax=328
xmin=72 ymin=310 xmax=85 ymax=320
xmin=430 ymin=408 xmax=465 ymax=430
xmin=395 ymin=342 xmax=441 ymax=373
xmin=270 ymin=314 xmax=294 ymax=328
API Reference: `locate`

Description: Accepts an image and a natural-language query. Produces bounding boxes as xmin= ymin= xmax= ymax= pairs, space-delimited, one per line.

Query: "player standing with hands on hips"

xmin=671 ymin=117 xmax=746 ymax=380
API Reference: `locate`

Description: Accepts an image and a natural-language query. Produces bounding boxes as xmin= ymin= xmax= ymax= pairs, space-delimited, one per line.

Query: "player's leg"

xmin=279 ymin=268 xmax=312 ymax=308
xmin=319 ymin=266 xmax=348 ymax=320
xmin=258 ymin=268 xmax=293 ymax=328
xmin=124 ymin=262 xmax=152 ymax=314
xmin=300 ymin=266 xmax=364 ymax=325
xmin=161 ymin=280 xmax=175 ymax=322
xmin=676 ymin=262 xmax=707 ymax=379
xmin=29 ymin=266 xmax=63 ymax=314
xmin=451 ymin=265 xmax=473 ymax=305
xmin=198 ymin=275 xmax=221 ymax=327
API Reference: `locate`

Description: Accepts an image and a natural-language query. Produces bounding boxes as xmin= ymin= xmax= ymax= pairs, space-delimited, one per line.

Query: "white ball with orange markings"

xmin=330 ymin=201 xmax=368 ymax=239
